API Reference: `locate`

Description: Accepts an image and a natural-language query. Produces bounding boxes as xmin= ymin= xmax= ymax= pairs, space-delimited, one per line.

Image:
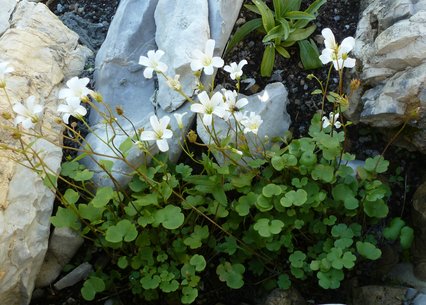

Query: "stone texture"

xmin=197 ymin=83 xmax=291 ymax=163
xmin=349 ymin=0 xmax=426 ymax=153
xmin=261 ymin=288 xmax=306 ymax=305
xmin=85 ymin=0 xmax=243 ymax=187
xmin=53 ymin=262 xmax=93 ymax=290
xmin=0 ymin=0 xmax=17 ymax=36
xmin=387 ymin=263 xmax=426 ymax=292
xmin=35 ymin=227 xmax=84 ymax=287
xmin=352 ymin=285 xmax=407 ymax=305
xmin=412 ymin=181 xmax=426 ymax=281
xmin=0 ymin=1 xmax=91 ymax=304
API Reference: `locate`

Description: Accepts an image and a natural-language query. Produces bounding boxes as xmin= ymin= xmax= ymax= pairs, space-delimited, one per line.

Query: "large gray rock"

xmin=349 ymin=0 xmax=426 ymax=153
xmin=0 ymin=0 xmax=16 ymax=36
xmin=0 ymin=1 xmax=90 ymax=304
xmin=86 ymin=0 xmax=243 ymax=186
xmin=197 ymin=83 xmax=291 ymax=163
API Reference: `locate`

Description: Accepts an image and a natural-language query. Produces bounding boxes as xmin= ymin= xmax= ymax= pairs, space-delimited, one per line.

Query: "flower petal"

xmin=140 ymin=130 xmax=157 ymax=141
xmin=204 ymin=39 xmax=216 ymax=57
xmin=156 ymin=139 xmax=169 ymax=152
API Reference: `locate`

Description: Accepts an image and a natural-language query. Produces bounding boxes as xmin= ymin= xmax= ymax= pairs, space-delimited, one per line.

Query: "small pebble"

xmin=56 ymin=3 xmax=64 ymax=13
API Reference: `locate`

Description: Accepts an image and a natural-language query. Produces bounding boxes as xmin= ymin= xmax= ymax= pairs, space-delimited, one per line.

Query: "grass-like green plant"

xmin=0 ymin=30 xmax=414 ymax=304
xmin=226 ymin=0 xmax=326 ymax=77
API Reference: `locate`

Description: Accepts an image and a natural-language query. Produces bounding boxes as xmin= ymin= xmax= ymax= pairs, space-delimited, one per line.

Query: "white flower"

xmin=319 ymin=28 xmax=356 ymax=70
xmin=241 ymin=112 xmax=263 ymax=135
xmin=166 ymin=74 xmax=182 ymax=91
xmin=222 ymin=89 xmax=248 ymax=119
xmin=138 ymin=50 xmax=168 ymax=79
xmin=223 ymin=59 xmax=248 ymax=80
xmin=173 ymin=112 xmax=187 ymax=129
xmin=59 ymin=77 xmax=93 ymax=101
xmin=191 ymin=91 xmax=226 ymax=126
xmin=322 ymin=112 xmax=342 ymax=129
xmin=12 ymin=96 xmax=44 ymax=129
xmin=0 ymin=61 xmax=14 ymax=87
xmin=140 ymin=115 xmax=173 ymax=152
xmin=57 ymin=97 xmax=87 ymax=124
xmin=190 ymin=39 xmax=224 ymax=75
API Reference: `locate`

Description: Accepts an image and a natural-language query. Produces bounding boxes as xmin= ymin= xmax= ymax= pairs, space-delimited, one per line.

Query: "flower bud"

xmin=1 ymin=112 xmax=12 ymax=120
xmin=54 ymin=117 xmax=63 ymax=124
xmin=306 ymin=74 xmax=314 ymax=80
xmin=115 ymin=106 xmax=124 ymax=116
xmin=0 ymin=81 xmax=6 ymax=89
xmin=187 ymin=130 xmax=197 ymax=143
xmin=91 ymin=91 xmax=103 ymax=103
xmin=350 ymin=79 xmax=361 ymax=91
xmin=11 ymin=131 xmax=22 ymax=139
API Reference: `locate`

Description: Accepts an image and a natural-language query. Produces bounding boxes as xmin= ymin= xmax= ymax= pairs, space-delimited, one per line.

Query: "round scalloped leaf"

xmin=105 ymin=219 xmax=138 ymax=243
xmin=155 ymin=205 xmax=184 ymax=230
xmin=262 ymin=183 xmax=283 ymax=197
xmin=363 ymin=199 xmax=389 ymax=218
xmin=216 ymin=262 xmax=245 ymax=289
xmin=190 ymin=254 xmax=207 ymax=272
xmin=277 ymin=274 xmax=291 ymax=289
xmin=253 ymin=218 xmax=284 ymax=237
xmin=356 ymin=241 xmax=382 ymax=260
xmin=383 ymin=217 xmax=405 ymax=240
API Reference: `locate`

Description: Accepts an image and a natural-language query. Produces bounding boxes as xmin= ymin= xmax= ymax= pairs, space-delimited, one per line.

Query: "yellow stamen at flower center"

xmin=202 ymin=56 xmax=212 ymax=66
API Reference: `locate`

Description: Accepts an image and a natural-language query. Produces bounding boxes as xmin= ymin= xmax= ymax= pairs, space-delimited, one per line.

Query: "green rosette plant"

xmin=226 ymin=0 xmax=326 ymax=76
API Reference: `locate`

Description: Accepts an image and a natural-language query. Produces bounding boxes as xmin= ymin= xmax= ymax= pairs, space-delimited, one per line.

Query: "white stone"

xmin=86 ymin=0 xmax=243 ymax=187
xmin=349 ymin=0 xmax=426 ymax=153
xmin=0 ymin=0 xmax=16 ymax=36
xmin=155 ymin=0 xmax=210 ymax=112
xmin=197 ymin=83 xmax=291 ymax=163
xmin=35 ymin=227 xmax=84 ymax=288
xmin=0 ymin=1 xmax=90 ymax=303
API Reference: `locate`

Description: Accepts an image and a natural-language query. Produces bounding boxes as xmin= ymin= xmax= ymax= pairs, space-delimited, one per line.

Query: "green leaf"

xmin=63 ymin=189 xmax=79 ymax=205
xmin=253 ymin=0 xmax=275 ymax=32
xmin=181 ymin=286 xmax=198 ymax=304
xmin=332 ymin=184 xmax=359 ymax=210
xmin=236 ymin=192 xmax=256 ymax=216
xmin=400 ymin=226 xmax=414 ymax=250
xmin=73 ymin=169 xmax=94 ymax=182
xmin=356 ymin=241 xmax=382 ymax=260
xmin=98 ymin=159 xmax=114 ymax=173
xmin=51 ymin=207 xmax=80 ymax=231
xmin=363 ymin=199 xmax=389 ymax=218
xmin=261 ymin=45 xmax=275 ymax=77
xmin=133 ymin=193 xmax=158 ymax=207
xmin=216 ymin=262 xmax=245 ymax=289
xmin=317 ymin=269 xmax=344 ymax=289
xmin=311 ymin=164 xmax=334 ymax=183
xmin=275 ymin=45 xmax=290 ymax=59
xmin=105 ymin=219 xmax=138 ymax=243
xmin=287 ymin=24 xmax=317 ymax=42
xmin=383 ymin=217 xmax=406 ymax=240
xmin=280 ymin=189 xmax=307 ymax=207
xmin=253 ymin=218 xmax=284 ymax=237
xmin=91 ymin=187 xmax=114 ymax=208
xmin=298 ymin=39 xmax=322 ymax=70
xmin=60 ymin=161 xmax=80 ymax=177
xmin=262 ymin=183 xmax=283 ymax=197
xmin=225 ymin=18 xmax=263 ymax=54
xmin=190 ymin=254 xmax=207 ymax=272
xmin=256 ymin=194 xmax=274 ymax=212
xmin=277 ymin=17 xmax=290 ymax=39
xmin=277 ymin=274 xmax=291 ymax=289
xmin=272 ymin=0 xmax=284 ymax=17
xmin=117 ymin=256 xmax=128 ymax=269
xmin=140 ymin=274 xmax=161 ymax=290
xmin=155 ymin=205 xmax=184 ymax=230
xmin=364 ymin=156 xmax=389 ymax=174
xmin=287 ymin=0 xmax=301 ymax=11
xmin=263 ymin=25 xmax=285 ymax=43
xmin=289 ymin=250 xmax=306 ymax=268
xmin=119 ymin=137 xmax=133 ymax=155
xmin=175 ymin=163 xmax=193 ymax=178
xmin=81 ymin=276 xmax=105 ymax=301
xmin=283 ymin=11 xmax=315 ymax=20
xmin=184 ymin=225 xmax=209 ymax=249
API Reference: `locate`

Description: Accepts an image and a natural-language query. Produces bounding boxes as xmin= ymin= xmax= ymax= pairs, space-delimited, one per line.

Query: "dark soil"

xmin=30 ymin=0 xmax=425 ymax=305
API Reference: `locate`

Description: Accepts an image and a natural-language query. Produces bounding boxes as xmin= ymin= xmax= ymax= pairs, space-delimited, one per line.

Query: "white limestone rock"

xmin=86 ymin=0 xmax=243 ymax=187
xmin=197 ymin=83 xmax=291 ymax=163
xmin=0 ymin=0 xmax=16 ymax=36
xmin=0 ymin=1 xmax=91 ymax=304
xmin=348 ymin=0 xmax=426 ymax=153
xmin=35 ymin=227 xmax=84 ymax=288
xmin=155 ymin=0 xmax=210 ymax=112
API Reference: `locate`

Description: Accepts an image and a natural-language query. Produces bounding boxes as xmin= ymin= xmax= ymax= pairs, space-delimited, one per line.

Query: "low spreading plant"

xmin=0 ymin=28 xmax=413 ymax=304
xmin=226 ymin=0 xmax=326 ymax=77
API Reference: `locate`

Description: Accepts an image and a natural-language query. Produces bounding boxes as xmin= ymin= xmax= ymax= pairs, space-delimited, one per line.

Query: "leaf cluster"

xmin=226 ymin=0 xmax=326 ymax=76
